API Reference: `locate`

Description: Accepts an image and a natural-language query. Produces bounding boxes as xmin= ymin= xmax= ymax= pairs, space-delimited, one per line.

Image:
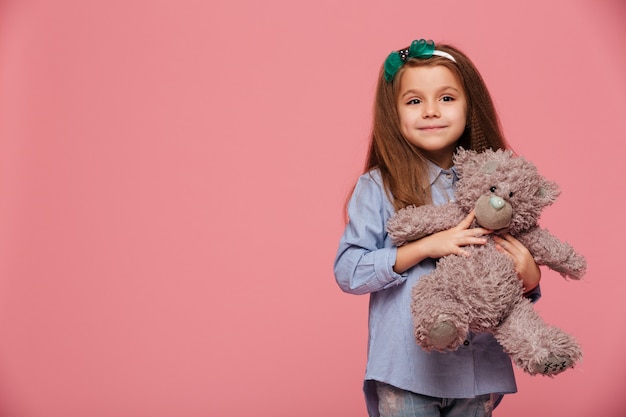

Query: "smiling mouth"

xmin=419 ymin=126 xmax=446 ymax=131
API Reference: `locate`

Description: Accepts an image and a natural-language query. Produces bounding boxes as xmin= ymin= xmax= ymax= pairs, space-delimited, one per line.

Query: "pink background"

xmin=0 ymin=0 xmax=624 ymax=416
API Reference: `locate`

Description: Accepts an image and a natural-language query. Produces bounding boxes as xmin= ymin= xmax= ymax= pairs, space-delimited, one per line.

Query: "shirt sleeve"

xmin=334 ymin=173 xmax=407 ymax=295
xmin=524 ymin=284 xmax=542 ymax=303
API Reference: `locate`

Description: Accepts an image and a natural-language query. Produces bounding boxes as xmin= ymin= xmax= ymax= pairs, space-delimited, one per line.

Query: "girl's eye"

xmin=490 ymin=186 xmax=497 ymax=192
xmin=407 ymin=99 xmax=421 ymax=105
xmin=441 ymin=96 xmax=454 ymax=102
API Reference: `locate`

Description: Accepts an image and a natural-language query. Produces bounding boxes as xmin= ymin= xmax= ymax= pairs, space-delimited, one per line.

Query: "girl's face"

xmin=396 ymin=65 xmax=467 ymax=168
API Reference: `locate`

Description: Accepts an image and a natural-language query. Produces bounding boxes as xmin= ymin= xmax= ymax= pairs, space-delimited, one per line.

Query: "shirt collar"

xmin=426 ymin=159 xmax=459 ymax=185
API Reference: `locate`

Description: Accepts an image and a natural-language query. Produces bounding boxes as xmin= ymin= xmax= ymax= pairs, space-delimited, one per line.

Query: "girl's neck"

xmin=423 ymin=150 xmax=454 ymax=169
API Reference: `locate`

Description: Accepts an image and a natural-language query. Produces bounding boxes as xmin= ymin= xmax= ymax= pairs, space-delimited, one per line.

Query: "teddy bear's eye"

xmin=509 ymin=192 xmax=514 ymax=197
xmin=490 ymin=186 xmax=497 ymax=193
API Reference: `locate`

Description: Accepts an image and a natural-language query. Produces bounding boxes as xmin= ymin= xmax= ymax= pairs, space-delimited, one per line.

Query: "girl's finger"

xmin=493 ymin=235 xmax=509 ymax=251
xmin=495 ymin=234 xmax=524 ymax=255
xmin=457 ymin=210 xmax=475 ymax=230
xmin=473 ymin=228 xmax=493 ymax=237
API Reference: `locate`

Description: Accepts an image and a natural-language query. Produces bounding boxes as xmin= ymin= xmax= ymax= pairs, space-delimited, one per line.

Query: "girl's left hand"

xmin=493 ymin=233 xmax=541 ymax=293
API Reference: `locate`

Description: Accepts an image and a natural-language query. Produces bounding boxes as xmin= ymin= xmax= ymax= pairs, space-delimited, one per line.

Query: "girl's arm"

xmin=334 ymin=174 xmax=407 ymax=295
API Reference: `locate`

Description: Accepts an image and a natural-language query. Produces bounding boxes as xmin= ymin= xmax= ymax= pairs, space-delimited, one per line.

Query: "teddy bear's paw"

xmin=428 ymin=321 xmax=460 ymax=350
xmin=532 ymin=355 xmax=575 ymax=376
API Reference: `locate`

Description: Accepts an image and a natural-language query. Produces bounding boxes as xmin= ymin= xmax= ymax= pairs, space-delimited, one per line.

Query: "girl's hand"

xmin=422 ymin=210 xmax=492 ymax=258
xmin=393 ymin=211 xmax=491 ymax=274
xmin=493 ymin=233 xmax=541 ymax=292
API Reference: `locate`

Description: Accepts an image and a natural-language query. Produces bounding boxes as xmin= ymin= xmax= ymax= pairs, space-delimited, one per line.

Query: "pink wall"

xmin=0 ymin=0 xmax=624 ymax=416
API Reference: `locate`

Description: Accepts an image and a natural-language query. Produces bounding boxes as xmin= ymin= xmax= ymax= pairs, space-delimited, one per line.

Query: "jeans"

xmin=376 ymin=382 xmax=503 ymax=417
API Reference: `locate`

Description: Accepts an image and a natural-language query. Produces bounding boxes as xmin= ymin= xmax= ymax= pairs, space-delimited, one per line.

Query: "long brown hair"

xmin=364 ymin=42 xmax=509 ymax=211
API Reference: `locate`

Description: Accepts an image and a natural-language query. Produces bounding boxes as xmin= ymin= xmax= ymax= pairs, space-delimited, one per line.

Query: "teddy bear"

xmin=386 ymin=148 xmax=586 ymax=376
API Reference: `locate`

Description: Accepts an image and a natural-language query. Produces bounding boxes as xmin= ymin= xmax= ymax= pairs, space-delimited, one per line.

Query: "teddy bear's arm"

xmin=515 ymin=227 xmax=586 ymax=280
xmin=386 ymin=203 xmax=467 ymax=246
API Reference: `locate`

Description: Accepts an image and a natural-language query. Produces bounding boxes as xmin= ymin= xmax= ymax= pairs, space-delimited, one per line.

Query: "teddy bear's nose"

xmin=489 ymin=196 xmax=506 ymax=210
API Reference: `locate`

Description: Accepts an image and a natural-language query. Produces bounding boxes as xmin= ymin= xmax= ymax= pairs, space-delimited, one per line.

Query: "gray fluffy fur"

xmin=386 ymin=148 xmax=586 ymax=376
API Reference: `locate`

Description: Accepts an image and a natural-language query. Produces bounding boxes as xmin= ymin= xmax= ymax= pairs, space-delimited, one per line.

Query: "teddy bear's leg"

xmin=411 ymin=272 xmax=469 ymax=351
xmin=494 ymin=298 xmax=582 ymax=376
xmin=412 ymin=300 xmax=469 ymax=351
xmin=429 ymin=320 xmax=459 ymax=350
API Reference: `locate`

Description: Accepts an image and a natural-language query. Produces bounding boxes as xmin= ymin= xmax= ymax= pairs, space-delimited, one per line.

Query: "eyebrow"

xmin=400 ymin=86 xmax=461 ymax=99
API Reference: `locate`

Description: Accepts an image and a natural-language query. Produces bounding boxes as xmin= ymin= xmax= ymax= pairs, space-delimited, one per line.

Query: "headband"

xmin=384 ymin=39 xmax=457 ymax=82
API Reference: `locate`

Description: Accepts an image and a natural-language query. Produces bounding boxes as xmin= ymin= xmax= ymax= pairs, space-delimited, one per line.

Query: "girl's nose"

xmin=422 ymin=101 xmax=440 ymax=118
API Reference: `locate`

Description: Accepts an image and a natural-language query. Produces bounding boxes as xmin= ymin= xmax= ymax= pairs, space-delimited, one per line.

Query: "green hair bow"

xmin=383 ymin=39 xmax=437 ymax=82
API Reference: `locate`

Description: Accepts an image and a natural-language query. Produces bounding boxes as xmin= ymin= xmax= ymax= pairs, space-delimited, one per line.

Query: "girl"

xmin=334 ymin=39 xmax=542 ymax=417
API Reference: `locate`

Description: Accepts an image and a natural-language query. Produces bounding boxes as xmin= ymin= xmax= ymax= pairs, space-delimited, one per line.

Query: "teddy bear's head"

xmin=454 ymin=148 xmax=560 ymax=234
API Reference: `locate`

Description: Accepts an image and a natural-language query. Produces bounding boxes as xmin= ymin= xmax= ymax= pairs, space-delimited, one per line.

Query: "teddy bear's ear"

xmin=453 ymin=147 xmax=473 ymax=166
xmin=453 ymin=147 xmax=483 ymax=177
xmin=535 ymin=178 xmax=561 ymax=205
xmin=481 ymin=160 xmax=499 ymax=174
xmin=479 ymin=149 xmax=514 ymax=174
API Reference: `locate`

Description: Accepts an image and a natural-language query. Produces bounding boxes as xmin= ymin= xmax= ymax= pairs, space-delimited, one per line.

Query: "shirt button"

xmin=463 ymin=340 xmax=470 ymax=346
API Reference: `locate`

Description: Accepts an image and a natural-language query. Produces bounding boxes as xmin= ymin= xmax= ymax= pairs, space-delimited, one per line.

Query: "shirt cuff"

xmin=524 ymin=284 xmax=541 ymax=303
xmin=376 ymin=246 xmax=407 ymax=289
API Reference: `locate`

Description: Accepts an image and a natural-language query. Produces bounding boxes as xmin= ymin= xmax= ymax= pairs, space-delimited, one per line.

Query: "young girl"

xmin=334 ymin=39 xmax=542 ymax=417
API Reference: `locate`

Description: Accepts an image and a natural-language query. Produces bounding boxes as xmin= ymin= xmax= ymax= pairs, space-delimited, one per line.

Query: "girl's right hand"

xmin=422 ymin=210 xmax=492 ymax=258
xmin=393 ymin=211 xmax=491 ymax=274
